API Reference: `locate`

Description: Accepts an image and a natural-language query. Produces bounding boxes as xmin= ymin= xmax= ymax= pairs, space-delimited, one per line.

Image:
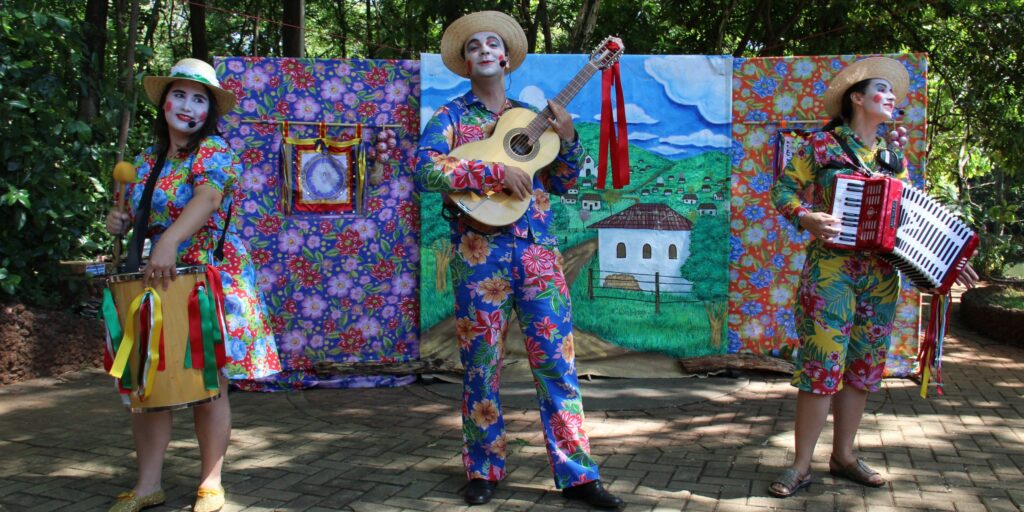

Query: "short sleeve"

xmin=189 ymin=136 xmax=238 ymax=195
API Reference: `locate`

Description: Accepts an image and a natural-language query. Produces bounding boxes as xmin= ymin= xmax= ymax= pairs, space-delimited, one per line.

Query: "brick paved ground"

xmin=1 ymin=307 xmax=1022 ymax=511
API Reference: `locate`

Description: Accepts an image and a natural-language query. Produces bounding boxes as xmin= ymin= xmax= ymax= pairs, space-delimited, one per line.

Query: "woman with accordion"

xmin=767 ymin=57 xmax=977 ymax=497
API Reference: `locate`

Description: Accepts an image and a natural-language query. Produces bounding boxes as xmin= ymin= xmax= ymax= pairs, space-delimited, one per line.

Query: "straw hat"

xmin=440 ymin=11 xmax=527 ymax=78
xmin=143 ymin=58 xmax=236 ymax=116
xmin=823 ymin=56 xmax=909 ymax=119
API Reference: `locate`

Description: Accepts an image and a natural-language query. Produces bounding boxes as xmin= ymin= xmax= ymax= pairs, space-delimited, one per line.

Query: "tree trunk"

xmin=116 ymin=0 xmax=141 ymax=162
xmin=539 ymin=0 xmax=552 ymax=53
xmin=364 ymin=0 xmax=373 ymax=58
xmin=143 ymin=0 xmax=161 ymax=51
xmin=76 ymin=0 xmax=109 ymax=122
xmin=188 ymin=0 xmax=208 ymax=61
xmin=518 ymin=0 xmax=537 ymax=53
xmin=282 ymin=0 xmax=305 ymax=58
xmin=336 ymin=0 xmax=347 ymax=58
xmin=567 ymin=0 xmax=601 ymax=53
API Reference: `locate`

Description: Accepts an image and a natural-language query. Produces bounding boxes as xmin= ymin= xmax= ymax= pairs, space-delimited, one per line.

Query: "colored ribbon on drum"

xmin=100 ymin=288 xmax=131 ymax=393
xmin=918 ymin=293 xmax=951 ymax=398
xmin=185 ymin=265 xmax=228 ymax=390
xmin=107 ymin=288 xmax=164 ymax=401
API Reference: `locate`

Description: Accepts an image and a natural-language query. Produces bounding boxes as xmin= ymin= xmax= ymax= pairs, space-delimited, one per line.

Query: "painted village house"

xmin=581 ymin=193 xmax=602 ymax=211
xmin=588 ymin=203 xmax=693 ymax=294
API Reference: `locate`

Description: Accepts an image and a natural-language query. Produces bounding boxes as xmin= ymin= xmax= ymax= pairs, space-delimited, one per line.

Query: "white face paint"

xmin=463 ymin=31 xmax=506 ymax=79
xmin=854 ymin=78 xmax=897 ymax=121
xmin=163 ymin=79 xmax=211 ymax=137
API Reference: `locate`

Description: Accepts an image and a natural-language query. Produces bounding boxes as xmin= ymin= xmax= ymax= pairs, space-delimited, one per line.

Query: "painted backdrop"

xmin=419 ymin=54 xmax=734 ymax=360
xmin=728 ymin=54 xmax=928 ymax=377
xmin=216 ymin=57 xmax=421 ymax=390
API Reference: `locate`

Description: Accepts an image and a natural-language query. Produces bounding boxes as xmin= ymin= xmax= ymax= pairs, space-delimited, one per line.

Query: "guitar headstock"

xmin=590 ymin=36 xmax=624 ymax=70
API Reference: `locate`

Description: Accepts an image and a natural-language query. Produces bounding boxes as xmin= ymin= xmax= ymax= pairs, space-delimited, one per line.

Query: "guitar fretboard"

xmin=524 ymin=61 xmax=601 ymax=142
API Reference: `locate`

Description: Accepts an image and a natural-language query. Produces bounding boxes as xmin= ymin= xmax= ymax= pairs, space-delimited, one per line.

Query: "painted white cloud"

xmin=659 ymin=129 xmax=731 ymax=148
xmin=648 ymin=144 xmax=688 ymax=156
xmin=628 ymin=131 xmax=659 ymax=141
xmin=644 ymin=56 xmax=731 ymax=124
xmin=590 ymin=103 xmax=657 ymax=124
xmin=518 ymin=86 xmax=548 ymax=111
xmin=420 ymin=53 xmax=468 ymax=91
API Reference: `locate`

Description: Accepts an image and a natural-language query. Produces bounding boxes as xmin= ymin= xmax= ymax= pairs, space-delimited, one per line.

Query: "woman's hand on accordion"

xmin=799 ymin=211 xmax=842 ymax=242
xmin=956 ymin=262 xmax=979 ymax=289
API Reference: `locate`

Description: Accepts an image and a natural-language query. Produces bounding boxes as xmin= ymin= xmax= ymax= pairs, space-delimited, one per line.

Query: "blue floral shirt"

xmin=415 ymin=91 xmax=585 ymax=246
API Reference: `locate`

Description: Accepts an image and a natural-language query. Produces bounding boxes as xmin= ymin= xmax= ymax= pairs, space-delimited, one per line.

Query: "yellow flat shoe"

xmin=108 ymin=489 xmax=166 ymax=512
xmin=192 ymin=485 xmax=225 ymax=512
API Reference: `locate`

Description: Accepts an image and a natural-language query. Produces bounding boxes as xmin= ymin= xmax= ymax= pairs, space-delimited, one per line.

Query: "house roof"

xmin=698 ymin=203 xmax=716 ymax=210
xmin=580 ymin=193 xmax=602 ymax=201
xmin=588 ymin=203 xmax=693 ymax=231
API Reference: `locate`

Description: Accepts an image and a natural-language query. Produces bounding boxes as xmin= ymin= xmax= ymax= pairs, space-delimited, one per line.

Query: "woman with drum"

xmin=104 ymin=58 xmax=281 ymax=512
xmin=767 ymin=57 xmax=977 ymax=497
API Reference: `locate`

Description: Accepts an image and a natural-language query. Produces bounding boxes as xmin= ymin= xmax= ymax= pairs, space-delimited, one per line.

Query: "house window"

xmin=668 ymin=244 xmax=678 ymax=259
xmin=616 ymin=242 xmax=626 ymax=258
xmin=643 ymin=243 xmax=652 ymax=259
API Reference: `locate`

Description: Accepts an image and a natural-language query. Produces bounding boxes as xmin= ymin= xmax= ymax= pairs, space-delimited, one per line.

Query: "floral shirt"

xmin=123 ymin=136 xmax=239 ymax=259
xmin=415 ymin=91 xmax=585 ymax=246
xmin=771 ymin=125 xmax=908 ymax=233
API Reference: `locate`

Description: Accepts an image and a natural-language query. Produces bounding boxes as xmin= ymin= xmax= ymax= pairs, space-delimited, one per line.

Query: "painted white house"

xmin=580 ymin=155 xmax=597 ymax=179
xmin=561 ymin=187 xmax=579 ymax=204
xmin=698 ymin=203 xmax=717 ymax=216
xmin=588 ymin=203 xmax=693 ymax=294
xmin=580 ymin=193 xmax=602 ymax=211
xmin=703 ymin=176 xmax=712 ymax=183
xmin=701 ymin=184 xmax=712 ymax=193
xmin=712 ymin=191 xmax=725 ymax=201
xmin=682 ymin=193 xmax=699 ymax=205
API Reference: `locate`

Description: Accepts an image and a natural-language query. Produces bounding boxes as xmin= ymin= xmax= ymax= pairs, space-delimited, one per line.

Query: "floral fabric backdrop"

xmin=728 ymin=54 xmax=928 ymax=377
xmin=215 ymin=57 xmax=422 ymax=390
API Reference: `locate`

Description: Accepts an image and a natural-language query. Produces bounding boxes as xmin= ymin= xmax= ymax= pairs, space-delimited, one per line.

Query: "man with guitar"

xmin=415 ymin=11 xmax=623 ymax=510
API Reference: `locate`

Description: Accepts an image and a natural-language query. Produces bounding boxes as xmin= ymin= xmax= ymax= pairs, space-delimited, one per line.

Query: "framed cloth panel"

xmin=286 ymin=136 xmax=359 ymax=214
xmin=729 ymin=53 xmax=928 ymax=377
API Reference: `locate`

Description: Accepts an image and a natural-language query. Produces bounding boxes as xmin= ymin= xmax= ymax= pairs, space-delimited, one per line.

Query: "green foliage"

xmin=680 ymin=215 xmax=729 ymax=302
xmin=0 ymin=8 xmax=114 ymax=303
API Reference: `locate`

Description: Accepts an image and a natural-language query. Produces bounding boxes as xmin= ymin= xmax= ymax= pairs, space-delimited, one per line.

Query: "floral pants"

xmin=792 ymin=244 xmax=900 ymax=395
xmin=450 ymin=230 xmax=600 ymax=489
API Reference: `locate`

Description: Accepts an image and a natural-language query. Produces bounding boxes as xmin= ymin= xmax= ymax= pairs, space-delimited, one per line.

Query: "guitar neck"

xmin=525 ymin=61 xmax=601 ymax=141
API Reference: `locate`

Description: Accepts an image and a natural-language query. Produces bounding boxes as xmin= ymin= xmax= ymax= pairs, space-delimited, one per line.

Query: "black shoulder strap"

xmin=833 ymin=133 xmax=866 ymax=172
xmin=124 ymin=151 xmax=167 ymax=273
xmin=213 ymin=200 xmax=232 ymax=262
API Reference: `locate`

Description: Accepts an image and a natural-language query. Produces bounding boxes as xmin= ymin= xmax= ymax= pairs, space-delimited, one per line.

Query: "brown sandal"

xmin=768 ymin=468 xmax=812 ymax=498
xmin=829 ymin=456 xmax=885 ymax=487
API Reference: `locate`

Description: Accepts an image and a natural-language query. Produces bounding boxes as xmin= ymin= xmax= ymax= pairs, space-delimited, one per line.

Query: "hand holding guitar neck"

xmin=110 ymin=161 xmax=137 ymax=268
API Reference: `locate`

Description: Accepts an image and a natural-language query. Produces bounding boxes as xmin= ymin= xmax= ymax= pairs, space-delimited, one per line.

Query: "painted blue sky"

xmin=419 ymin=54 xmax=733 ymax=160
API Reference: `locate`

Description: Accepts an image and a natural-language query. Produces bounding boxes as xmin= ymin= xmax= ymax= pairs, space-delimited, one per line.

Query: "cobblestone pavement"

xmin=1 ymin=309 xmax=1021 ymax=512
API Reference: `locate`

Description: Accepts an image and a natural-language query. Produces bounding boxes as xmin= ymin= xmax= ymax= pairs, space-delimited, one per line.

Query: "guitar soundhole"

xmin=504 ymin=130 xmax=538 ymax=162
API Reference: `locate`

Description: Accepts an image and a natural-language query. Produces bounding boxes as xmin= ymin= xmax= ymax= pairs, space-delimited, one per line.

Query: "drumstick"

xmin=112 ymin=161 xmax=137 ymax=269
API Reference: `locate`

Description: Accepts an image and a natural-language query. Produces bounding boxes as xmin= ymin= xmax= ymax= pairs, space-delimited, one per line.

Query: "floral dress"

xmin=123 ymin=136 xmax=281 ymax=380
xmin=771 ymin=125 xmax=907 ymax=395
xmin=416 ymin=92 xmax=600 ymax=488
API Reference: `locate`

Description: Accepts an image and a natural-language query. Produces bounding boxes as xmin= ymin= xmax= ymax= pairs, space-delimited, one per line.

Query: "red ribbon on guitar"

xmin=598 ymin=56 xmax=630 ymax=190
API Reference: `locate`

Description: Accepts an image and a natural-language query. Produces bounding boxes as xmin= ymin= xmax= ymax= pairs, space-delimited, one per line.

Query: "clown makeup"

xmin=163 ymin=79 xmax=211 ymax=138
xmin=463 ymin=31 xmax=506 ymax=79
xmin=855 ymin=78 xmax=897 ymax=121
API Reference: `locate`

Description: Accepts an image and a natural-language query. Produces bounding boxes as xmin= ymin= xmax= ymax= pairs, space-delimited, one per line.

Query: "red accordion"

xmin=826 ymin=174 xmax=979 ymax=295
xmin=825 ymin=174 xmax=903 ymax=252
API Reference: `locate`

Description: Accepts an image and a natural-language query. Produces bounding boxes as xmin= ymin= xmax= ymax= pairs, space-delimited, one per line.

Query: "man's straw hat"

xmin=440 ymin=11 xmax=527 ymax=78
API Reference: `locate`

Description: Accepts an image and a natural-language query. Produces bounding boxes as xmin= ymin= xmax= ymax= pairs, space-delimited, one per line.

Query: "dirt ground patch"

xmin=0 ymin=302 xmax=104 ymax=386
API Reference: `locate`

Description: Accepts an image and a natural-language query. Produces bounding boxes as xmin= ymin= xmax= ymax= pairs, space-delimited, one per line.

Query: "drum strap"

xmin=124 ymin=152 xmax=169 ymax=272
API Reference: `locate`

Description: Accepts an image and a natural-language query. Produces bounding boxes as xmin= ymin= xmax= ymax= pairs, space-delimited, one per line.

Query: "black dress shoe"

xmin=562 ymin=480 xmax=624 ymax=510
xmin=464 ymin=478 xmax=497 ymax=505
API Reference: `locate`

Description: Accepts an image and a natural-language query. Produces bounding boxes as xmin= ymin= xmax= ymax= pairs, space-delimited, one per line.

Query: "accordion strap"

xmin=833 ymin=133 xmax=872 ymax=177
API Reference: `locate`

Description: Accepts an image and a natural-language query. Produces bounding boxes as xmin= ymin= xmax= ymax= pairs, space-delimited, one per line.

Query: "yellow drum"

xmin=106 ymin=266 xmax=221 ymax=412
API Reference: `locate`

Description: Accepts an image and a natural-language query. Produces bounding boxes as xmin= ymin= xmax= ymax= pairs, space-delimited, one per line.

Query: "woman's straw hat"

xmin=143 ymin=58 xmax=236 ymax=116
xmin=440 ymin=11 xmax=527 ymax=78
xmin=823 ymin=56 xmax=909 ymax=119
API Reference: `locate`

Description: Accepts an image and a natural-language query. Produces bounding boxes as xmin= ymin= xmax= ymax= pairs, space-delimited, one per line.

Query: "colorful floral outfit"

xmin=771 ymin=125 xmax=906 ymax=395
xmin=416 ymin=91 xmax=600 ymax=488
xmin=123 ymin=136 xmax=281 ymax=380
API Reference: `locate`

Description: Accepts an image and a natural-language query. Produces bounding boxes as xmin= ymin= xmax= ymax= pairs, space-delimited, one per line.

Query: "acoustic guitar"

xmin=446 ymin=36 xmax=625 ymax=227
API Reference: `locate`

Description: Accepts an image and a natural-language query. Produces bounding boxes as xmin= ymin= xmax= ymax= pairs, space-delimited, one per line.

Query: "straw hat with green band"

xmin=823 ymin=56 xmax=909 ymax=119
xmin=440 ymin=11 xmax=527 ymax=78
xmin=143 ymin=58 xmax=236 ymax=116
